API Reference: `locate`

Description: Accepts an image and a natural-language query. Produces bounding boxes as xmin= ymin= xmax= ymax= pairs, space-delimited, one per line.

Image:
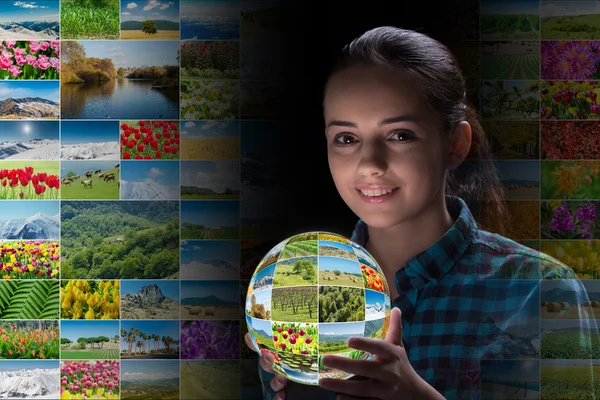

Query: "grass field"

xmin=270 ymin=287 xmax=318 ymax=322
xmin=541 ymin=331 xmax=600 ymax=359
xmin=61 ymin=168 xmax=120 ymax=200
xmin=319 ymin=270 xmax=362 ymax=287
xmin=181 ymin=361 xmax=240 ymax=400
xmin=541 ymin=365 xmax=600 ymax=399
xmin=120 ymin=30 xmax=180 ymax=40
xmin=481 ymin=53 xmax=539 ymax=80
xmin=181 ymin=138 xmax=240 ymax=160
xmin=60 ymin=0 xmax=120 ymax=40
xmin=481 ymin=14 xmax=540 ymax=40
xmin=61 ymin=349 xmax=119 ymax=359
xmin=541 ymin=15 xmax=600 ymax=40
xmin=181 ymin=227 xmax=239 ymax=240
xmin=273 ymin=259 xmax=317 ymax=286
xmin=279 ymin=241 xmax=318 ymax=259
xmin=250 ymin=329 xmax=275 ymax=348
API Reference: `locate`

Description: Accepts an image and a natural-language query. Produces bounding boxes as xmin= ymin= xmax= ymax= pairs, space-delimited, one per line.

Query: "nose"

xmin=357 ymin=143 xmax=387 ymax=177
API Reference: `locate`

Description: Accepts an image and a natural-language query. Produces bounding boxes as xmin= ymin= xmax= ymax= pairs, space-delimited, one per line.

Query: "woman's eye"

xmin=390 ymin=131 xmax=415 ymax=141
xmin=333 ymin=134 xmax=357 ymax=145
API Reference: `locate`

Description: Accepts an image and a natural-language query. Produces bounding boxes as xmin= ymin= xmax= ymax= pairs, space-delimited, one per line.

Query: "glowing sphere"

xmin=245 ymin=231 xmax=392 ymax=386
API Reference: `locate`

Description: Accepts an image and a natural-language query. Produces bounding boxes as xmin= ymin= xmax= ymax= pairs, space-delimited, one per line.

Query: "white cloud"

xmin=160 ymin=2 xmax=174 ymax=10
xmin=122 ymin=12 xmax=131 ymax=15
xmin=200 ymin=121 xmax=219 ymax=130
xmin=148 ymin=167 xmax=164 ymax=178
xmin=127 ymin=2 xmax=138 ymax=9
xmin=143 ymin=0 xmax=161 ymax=11
xmin=0 ymin=85 xmax=15 ymax=98
xmin=184 ymin=121 xmax=196 ymax=128
xmin=14 ymin=1 xmax=39 ymax=9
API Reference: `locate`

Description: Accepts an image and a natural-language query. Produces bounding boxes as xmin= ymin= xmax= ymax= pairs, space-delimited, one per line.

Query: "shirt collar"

xmin=350 ymin=195 xmax=477 ymax=286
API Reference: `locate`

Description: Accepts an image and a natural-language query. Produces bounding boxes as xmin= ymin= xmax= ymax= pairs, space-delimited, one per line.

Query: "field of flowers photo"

xmin=0 ymin=320 xmax=59 ymax=359
xmin=0 ymin=40 xmax=60 ymax=79
xmin=0 ymin=240 xmax=60 ymax=279
xmin=60 ymin=280 xmax=119 ymax=320
xmin=60 ymin=360 xmax=120 ymax=400
xmin=120 ymin=120 xmax=180 ymax=160
xmin=0 ymin=163 xmax=60 ymax=200
xmin=541 ymin=161 xmax=600 ymax=199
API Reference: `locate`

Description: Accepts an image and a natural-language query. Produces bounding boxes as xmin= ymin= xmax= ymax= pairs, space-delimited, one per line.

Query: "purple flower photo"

xmin=541 ymin=41 xmax=600 ymax=81
xmin=542 ymin=201 xmax=599 ymax=239
xmin=181 ymin=320 xmax=240 ymax=360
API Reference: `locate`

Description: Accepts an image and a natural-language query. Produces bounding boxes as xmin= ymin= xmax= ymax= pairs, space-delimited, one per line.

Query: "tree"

xmin=117 ymin=67 xmax=125 ymax=77
xmin=142 ymin=20 xmax=157 ymax=35
xmin=62 ymin=41 xmax=86 ymax=66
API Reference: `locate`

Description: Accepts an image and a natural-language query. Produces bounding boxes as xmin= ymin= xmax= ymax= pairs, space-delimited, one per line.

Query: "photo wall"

xmin=0 ymin=0 xmax=285 ymax=399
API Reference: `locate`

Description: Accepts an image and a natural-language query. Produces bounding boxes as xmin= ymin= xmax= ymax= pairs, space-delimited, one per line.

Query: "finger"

xmin=345 ymin=337 xmax=398 ymax=361
xmin=321 ymin=355 xmax=393 ymax=381
xmin=270 ymin=374 xmax=288 ymax=392
xmin=384 ymin=307 xmax=404 ymax=347
xmin=259 ymin=352 xmax=275 ymax=373
xmin=244 ymin=332 xmax=258 ymax=352
xmin=319 ymin=377 xmax=380 ymax=399
xmin=274 ymin=391 xmax=286 ymax=400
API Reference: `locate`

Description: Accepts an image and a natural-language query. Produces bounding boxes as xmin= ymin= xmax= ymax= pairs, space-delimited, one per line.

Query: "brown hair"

xmin=324 ymin=26 xmax=509 ymax=235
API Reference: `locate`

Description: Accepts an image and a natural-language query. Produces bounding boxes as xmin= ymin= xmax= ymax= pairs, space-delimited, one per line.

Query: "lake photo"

xmin=61 ymin=41 xmax=179 ymax=119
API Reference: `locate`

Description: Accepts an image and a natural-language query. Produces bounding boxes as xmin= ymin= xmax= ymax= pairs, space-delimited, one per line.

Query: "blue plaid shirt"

xmin=257 ymin=195 xmax=599 ymax=399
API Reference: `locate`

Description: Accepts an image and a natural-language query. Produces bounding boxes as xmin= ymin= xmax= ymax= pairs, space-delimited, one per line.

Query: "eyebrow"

xmin=326 ymin=115 xmax=421 ymax=129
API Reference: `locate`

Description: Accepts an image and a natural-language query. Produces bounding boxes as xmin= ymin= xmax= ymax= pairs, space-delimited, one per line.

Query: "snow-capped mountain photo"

xmin=180 ymin=240 xmax=240 ymax=280
xmin=0 ymin=201 xmax=59 ymax=240
xmin=60 ymin=121 xmax=120 ymax=160
xmin=0 ymin=360 xmax=60 ymax=399
xmin=120 ymin=161 xmax=180 ymax=200
xmin=0 ymin=82 xmax=60 ymax=120
xmin=0 ymin=22 xmax=59 ymax=40
xmin=0 ymin=122 xmax=59 ymax=160
xmin=0 ymin=1 xmax=60 ymax=40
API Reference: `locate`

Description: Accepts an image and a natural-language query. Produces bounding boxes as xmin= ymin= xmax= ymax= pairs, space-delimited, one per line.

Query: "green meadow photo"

xmin=61 ymin=0 xmax=120 ymax=39
xmin=60 ymin=320 xmax=120 ymax=359
xmin=60 ymin=161 xmax=120 ymax=199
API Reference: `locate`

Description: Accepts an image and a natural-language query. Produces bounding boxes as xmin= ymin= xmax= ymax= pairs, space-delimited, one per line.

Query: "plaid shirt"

xmin=257 ymin=195 xmax=599 ymax=399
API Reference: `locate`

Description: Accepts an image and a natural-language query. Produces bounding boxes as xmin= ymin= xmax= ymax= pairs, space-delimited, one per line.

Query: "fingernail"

xmin=276 ymin=375 xmax=287 ymax=384
xmin=265 ymin=353 xmax=273 ymax=362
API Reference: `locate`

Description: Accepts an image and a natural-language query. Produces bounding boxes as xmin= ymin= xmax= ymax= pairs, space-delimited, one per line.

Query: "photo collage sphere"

xmin=245 ymin=231 xmax=392 ymax=386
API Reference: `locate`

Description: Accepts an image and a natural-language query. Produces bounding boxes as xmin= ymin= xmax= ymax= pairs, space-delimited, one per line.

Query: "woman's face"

xmin=323 ymin=65 xmax=456 ymax=228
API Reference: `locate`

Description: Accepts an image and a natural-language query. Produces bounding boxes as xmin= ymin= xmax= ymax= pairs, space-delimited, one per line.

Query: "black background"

xmin=274 ymin=0 xmax=479 ymax=238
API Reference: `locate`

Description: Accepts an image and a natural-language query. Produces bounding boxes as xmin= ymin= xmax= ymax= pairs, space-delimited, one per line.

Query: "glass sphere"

xmin=245 ymin=231 xmax=392 ymax=385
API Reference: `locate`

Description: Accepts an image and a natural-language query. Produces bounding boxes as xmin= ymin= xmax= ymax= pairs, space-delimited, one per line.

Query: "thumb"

xmin=384 ymin=307 xmax=403 ymax=347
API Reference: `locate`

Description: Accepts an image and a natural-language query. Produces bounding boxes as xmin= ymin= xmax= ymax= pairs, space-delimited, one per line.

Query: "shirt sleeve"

xmin=543 ymin=264 xmax=600 ymax=398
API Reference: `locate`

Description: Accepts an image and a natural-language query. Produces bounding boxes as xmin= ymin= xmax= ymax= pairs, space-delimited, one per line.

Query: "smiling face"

xmin=323 ymin=65 xmax=456 ymax=229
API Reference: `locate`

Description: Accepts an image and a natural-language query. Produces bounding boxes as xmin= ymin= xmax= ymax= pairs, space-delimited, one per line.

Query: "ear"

xmin=447 ymin=121 xmax=472 ymax=170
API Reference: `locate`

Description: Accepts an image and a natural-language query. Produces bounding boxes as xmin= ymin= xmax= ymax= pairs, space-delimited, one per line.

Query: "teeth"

xmin=360 ymin=188 xmax=396 ymax=197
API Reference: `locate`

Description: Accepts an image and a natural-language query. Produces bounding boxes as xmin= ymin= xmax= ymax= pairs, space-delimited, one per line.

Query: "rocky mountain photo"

xmin=0 ymin=97 xmax=59 ymax=120
xmin=121 ymin=283 xmax=179 ymax=320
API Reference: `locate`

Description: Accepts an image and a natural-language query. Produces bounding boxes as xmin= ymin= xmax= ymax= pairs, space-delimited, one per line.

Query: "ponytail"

xmin=445 ymin=103 xmax=509 ymax=236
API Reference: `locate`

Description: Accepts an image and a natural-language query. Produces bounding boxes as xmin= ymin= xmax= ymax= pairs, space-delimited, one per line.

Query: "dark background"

xmin=245 ymin=2 xmax=480 ymax=396
xmin=273 ymin=0 xmax=480 ymax=238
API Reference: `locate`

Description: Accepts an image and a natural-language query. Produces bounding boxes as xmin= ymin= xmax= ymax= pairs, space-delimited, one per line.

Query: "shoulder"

xmin=469 ymin=228 xmax=578 ymax=280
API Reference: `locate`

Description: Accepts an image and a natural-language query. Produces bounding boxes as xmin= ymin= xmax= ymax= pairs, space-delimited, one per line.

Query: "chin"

xmin=353 ymin=208 xmax=404 ymax=229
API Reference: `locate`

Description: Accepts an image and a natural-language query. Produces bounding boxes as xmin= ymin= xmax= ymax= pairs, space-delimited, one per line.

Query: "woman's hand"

xmin=318 ymin=308 xmax=445 ymax=400
xmin=244 ymin=332 xmax=289 ymax=399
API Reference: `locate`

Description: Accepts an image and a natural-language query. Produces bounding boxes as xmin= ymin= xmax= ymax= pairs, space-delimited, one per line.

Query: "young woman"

xmin=245 ymin=26 xmax=599 ymax=400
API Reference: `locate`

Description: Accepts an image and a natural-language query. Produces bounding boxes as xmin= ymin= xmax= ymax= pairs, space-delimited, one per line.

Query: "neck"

xmin=365 ymin=194 xmax=455 ymax=281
